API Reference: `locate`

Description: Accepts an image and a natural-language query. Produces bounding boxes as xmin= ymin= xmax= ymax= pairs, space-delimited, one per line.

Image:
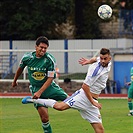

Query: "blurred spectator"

xmin=120 ymin=0 xmax=133 ymax=31
xmin=63 ymin=78 xmax=72 ymax=92
xmin=120 ymin=0 xmax=126 ymax=9
xmin=105 ymin=79 xmax=116 ymax=94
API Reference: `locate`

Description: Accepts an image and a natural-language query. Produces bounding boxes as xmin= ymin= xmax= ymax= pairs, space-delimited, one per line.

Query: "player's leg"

xmin=128 ymin=98 xmax=133 ymax=116
xmin=22 ymin=96 xmax=70 ymax=110
xmin=22 ymin=89 xmax=84 ymax=110
xmin=127 ymin=87 xmax=133 ymax=116
xmin=28 ymin=85 xmax=54 ymax=133
xmin=91 ymin=123 xmax=104 ymax=133
xmin=53 ymin=101 xmax=70 ymax=111
xmin=22 ymin=96 xmax=56 ymax=106
xmin=33 ymin=89 xmax=81 ymax=110
xmin=37 ymin=106 xmax=52 ymax=133
xmin=80 ymin=104 xmax=104 ymax=133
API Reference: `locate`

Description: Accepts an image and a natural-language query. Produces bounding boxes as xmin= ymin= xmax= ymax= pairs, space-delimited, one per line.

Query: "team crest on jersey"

xmin=32 ymin=72 xmax=45 ymax=80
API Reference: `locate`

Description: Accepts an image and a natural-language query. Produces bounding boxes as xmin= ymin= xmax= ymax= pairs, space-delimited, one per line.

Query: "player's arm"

xmin=125 ymin=82 xmax=131 ymax=86
xmin=12 ymin=53 xmax=29 ymax=87
xmin=33 ymin=77 xmax=53 ymax=99
xmin=78 ymin=57 xmax=97 ymax=66
xmin=12 ymin=67 xmax=24 ymax=87
xmin=82 ymin=83 xmax=102 ymax=109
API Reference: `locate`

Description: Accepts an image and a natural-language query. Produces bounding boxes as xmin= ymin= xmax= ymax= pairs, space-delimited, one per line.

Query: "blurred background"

xmin=0 ymin=0 xmax=133 ymax=94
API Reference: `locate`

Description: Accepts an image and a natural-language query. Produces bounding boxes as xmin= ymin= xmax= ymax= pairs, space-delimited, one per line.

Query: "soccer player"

xmin=12 ymin=36 xmax=68 ymax=133
xmin=126 ymin=67 xmax=133 ymax=116
xmin=22 ymin=48 xmax=112 ymax=133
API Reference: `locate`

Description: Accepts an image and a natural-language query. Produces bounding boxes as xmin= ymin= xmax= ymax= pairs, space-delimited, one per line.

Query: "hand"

xmin=32 ymin=91 xmax=42 ymax=99
xmin=12 ymin=82 xmax=18 ymax=87
xmin=125 ymin=82 xmax=131 ymax=86
xmin=78 ymin=58 xmax=89 ymax=66
xmin=92 ymin=101 xmax=102 ymax=109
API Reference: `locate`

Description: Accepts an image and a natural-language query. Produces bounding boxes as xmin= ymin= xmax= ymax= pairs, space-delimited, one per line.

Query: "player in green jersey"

xmin=12 ymin=36 xmax=68 ymax=133
xmin=127 ymin=67 xmax=133 ymax=116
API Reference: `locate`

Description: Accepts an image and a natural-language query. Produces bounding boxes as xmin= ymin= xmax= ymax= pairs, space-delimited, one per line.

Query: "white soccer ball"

xmin=98 ymin=4 xmax=112 ymax=19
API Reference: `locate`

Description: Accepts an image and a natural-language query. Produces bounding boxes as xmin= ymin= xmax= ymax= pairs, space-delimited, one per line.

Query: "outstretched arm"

xmin=78 ymin=57 xmax=97 ymax=66
xmin=12 ymin=67 xmax=24 ymax=87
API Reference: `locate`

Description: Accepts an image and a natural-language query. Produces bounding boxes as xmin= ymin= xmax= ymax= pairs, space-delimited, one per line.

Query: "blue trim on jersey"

xmin=63 ymin=90 xmax=80 ymax=102
xmin=92 ymin=62 xmax=101 ymax=77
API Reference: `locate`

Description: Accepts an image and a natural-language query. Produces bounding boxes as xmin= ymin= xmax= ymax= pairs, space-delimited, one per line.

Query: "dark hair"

xmin=100 ymin=48 xmax=110 ymax=55
xmin=36 ymin=36 xmax=49 ymax=46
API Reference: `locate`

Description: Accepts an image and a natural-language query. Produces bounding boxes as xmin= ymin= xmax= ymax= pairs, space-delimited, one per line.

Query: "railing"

xmin=0 ymin=54 xmax=17 ymax=79
xmin=0 ymin=49 xmax=99 ymax=80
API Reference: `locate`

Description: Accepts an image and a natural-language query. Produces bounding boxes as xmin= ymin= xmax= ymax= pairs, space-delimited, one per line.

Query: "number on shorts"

xmin=68 ymin=98 xmax=75 ymax=106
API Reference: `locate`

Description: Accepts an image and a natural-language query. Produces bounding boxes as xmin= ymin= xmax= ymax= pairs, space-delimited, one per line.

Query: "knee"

xmin=37 ymin=108 xmax=49 ymax=122
xmin=40 ymin=114 xmax=49 ymax=122
xmin=128 ymin=98 xmax=132 ymax=102
xmin=100 ymin=127 xmax=104 ymax=133
xmin=97 ymin=126 xmax=104 ymax=133
xmin=92 ymin=123 xmax=104 ymax=133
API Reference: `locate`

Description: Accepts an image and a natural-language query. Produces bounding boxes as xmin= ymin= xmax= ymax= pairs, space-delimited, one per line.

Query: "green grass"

xmin=0 ymin=98 xmax=133 ymax=133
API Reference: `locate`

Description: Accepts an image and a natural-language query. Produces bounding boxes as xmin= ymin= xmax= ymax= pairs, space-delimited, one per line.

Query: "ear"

xmin=35 ymin=45 xmax=37 ymax=49
xmin=109 ymin=56 xmax=112 ymax=61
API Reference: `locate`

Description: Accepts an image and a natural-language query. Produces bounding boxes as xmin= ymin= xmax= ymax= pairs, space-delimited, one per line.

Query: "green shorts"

xmin=29 ymin=82 xmax=68 ymax=109
xmin=128 ymin=85 xmax=133 ymax=99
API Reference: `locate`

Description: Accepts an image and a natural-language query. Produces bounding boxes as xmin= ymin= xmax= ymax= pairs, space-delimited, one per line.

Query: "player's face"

xmin=100 ymin=54 xmax=111 ymax=67
xmin=35 ymin=43 xmax=48 ymax=57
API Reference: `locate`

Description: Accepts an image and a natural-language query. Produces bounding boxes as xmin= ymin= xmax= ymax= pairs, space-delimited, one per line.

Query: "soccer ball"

xmin=98 ymin=4 xmax=112 ymax=19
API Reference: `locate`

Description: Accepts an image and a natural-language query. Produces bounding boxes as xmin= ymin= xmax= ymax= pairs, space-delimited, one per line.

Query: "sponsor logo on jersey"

xmin=29 ymin=67 xmax=46 ymax=71
xmin=32 ymin=72 xmax=45 ymax=80
xmin=131 ymin=76 xmax=133 ymax=81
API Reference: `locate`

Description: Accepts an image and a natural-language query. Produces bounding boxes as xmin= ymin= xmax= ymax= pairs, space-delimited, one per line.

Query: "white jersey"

xmin=83 ymin=57 xmax=111 ymax=94
xmin=64 ymin=56 xmax=112 ymax=123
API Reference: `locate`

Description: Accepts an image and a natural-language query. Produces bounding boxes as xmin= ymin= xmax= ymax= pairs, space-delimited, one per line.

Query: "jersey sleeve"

xmin=19 ymin=52 xmax=33 ymax=68
xmin=46 ymin=53 xmax=56 ymax=78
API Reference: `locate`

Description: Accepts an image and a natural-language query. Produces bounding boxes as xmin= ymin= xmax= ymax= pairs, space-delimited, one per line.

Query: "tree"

xmin=0 ymin=0 xmax=74 ymax=40
xmin=0 ymin=0 xmax=120 ymax=40
xmin=74 ymin=0 xmax=102 ymax=39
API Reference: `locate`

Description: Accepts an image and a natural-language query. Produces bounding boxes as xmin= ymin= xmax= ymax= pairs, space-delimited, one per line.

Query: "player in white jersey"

xmin=22 ymin=48 xmax=112 ymax=133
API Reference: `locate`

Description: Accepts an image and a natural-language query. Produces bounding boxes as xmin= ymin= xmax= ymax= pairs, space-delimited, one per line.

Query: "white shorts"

xmin=64 ymin=88 xmax=102 ymax=123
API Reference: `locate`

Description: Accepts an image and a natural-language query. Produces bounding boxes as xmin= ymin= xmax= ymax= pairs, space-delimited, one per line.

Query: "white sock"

xmin=27 ymin=99 xmax=34 ymax=102
xmin=130 ymin=110 xmax=133 ymax=113
xmin=33 ymin=99 xmax=57 ymax=108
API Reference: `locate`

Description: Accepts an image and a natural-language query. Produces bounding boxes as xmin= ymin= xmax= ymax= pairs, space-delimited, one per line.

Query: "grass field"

xmin=0 ymin=98 xmax=133 ymax=133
